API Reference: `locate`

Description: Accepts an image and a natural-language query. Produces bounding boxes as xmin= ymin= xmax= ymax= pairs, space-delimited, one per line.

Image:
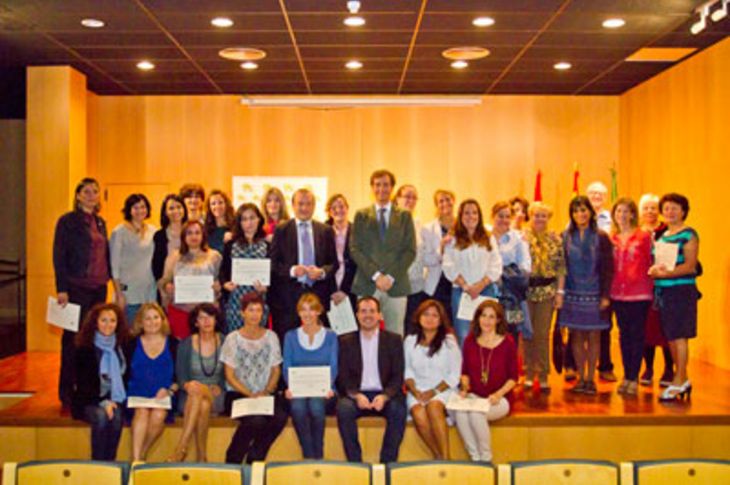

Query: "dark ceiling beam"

xmin=279 ymin=0 xmax=312 ymax=94
xmin=397 ymin=0 xmax=428 ymax=94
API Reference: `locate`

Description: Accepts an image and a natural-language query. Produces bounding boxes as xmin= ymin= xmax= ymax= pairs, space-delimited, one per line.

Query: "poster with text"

xmin=232 ymin=176 xmax=329 ymax=222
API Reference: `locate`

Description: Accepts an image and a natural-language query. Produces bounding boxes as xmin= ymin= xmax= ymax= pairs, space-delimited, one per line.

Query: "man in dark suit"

xmin=270 ymin=188 xmax=337 ymax=341
xmin=336 ymin=296 xmax=406 ymax=463
xmin=350 ymin=169 xmax=416 ymax=335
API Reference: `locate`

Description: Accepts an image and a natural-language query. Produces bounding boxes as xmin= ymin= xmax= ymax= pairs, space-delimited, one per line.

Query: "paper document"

xmin=231 ymin=258 xmax=270 ymax=286
xmin=231 ymin=396 xmax=274 ymax=418
xmin=127 ymin=396 xmax=172 ymax=410
xmin=288 ymin=366 xmax=331 ymax=398
xmin=46 ymin=297 xmax=81 ymax=332
xmin=327 ymin=299 xmax=358 ymax=335
xmin=457 ymin=293 xmax=498 ymax=321
xmin=174 ymin=275 xmax=215 ymax=303
xmin=445 ymin=394 xmax=491 ymax=414
xmin=654 ymin=241 xmax=679 ymax=272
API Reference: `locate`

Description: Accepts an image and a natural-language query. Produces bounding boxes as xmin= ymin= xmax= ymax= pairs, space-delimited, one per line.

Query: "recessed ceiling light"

xmin=451 ymin=60 xmax=469 ymax=69
xmin=211 ymin=17 xmax=234 ymax=28
xmin=81 ymin=18 xmax=105 ymax=28
xmin=345 ymin=60 xmax=363 ymax=70
xmin=554 ymin=61 xmax=572 ymax=70
xmin=241 ymin=61 xmax=258 ymax=70
xmin=344 ymin=16 xmax=366 ymax=27
xmin=473 ymin=16 xmax=495 ymax=27
xmin=136 ymin=60 xmax=155 ymax=71
xmin=442 ymin=46 xmax=490 ymax=60
xmin=219 ymin=47 xmax=267 ymax=61
xmin=602 ymin=18 xmax=625 ymax=29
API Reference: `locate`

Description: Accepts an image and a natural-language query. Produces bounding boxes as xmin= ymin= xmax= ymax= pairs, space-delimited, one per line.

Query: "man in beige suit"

xmin=349 ymin=169 xmax=416 ymax=335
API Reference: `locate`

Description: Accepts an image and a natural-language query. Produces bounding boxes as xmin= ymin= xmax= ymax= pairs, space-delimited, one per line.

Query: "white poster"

xmin=232 ymin=176 xmax=329 ymax=222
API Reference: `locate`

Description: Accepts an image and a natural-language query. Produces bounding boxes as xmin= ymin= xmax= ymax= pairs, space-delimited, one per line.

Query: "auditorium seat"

xmin=387 ymin=461 xmax=495 ymax=485
xmin=262 ymin=461 xmax=371 ymax=485
xmin=623 ymin=459 xmax=730 ymax=484
xmin=11 ymin=460 xmax=129 ymax=485
xmin=499 ymin=459 xmax=619 ymax=484
xmin=131 ymin=463 xmax=248 ymax=485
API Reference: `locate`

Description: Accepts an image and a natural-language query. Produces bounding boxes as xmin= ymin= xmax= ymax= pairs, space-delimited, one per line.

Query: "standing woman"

xmin=110 ymin=193 xmax=157 ymax=325
xmin=261 ymin=187 xmax=290 ymax=242
xmin=404 ymin=299 xmax=461 ymax=459
xmin=638 ymin=194 xmax=674 ymax=387
xmin=53 ymin=177 xmax=110 ymax=408
xmin=442 ymin=199 xmax=503 ymax=346
xmin=221 ymin=293 xmax=287 ymax=464
xmin=557 ymin=196 xmax=614 ymax=396
xmin=283 ymin=293 xmax=338 ymax=459
xmin=180 ymin=184 xmax=206 ymax=223
xmin=169 ymin=303 xmax=225 ymax=462
xmin=610 ymin=198 xmax=653 ymax=396
xmin=152 ymin=194 xmax=188 ymax=286
xmin=649 ymin=193 xmax=700 ymax=402
xmin=159 ymin=220 xmax=222 ymax=340
xmin=326 ymin=194 xmax=358 ymax=311
xmin=509 ymin=196 xmax=530 ymax=232
xmin=395 ymin=184 xmax=427 ymax=334
xmin=126 ymin=303 xmax=179 ymax=462
xmin=205 ymin=190 xmax=235 ymax=255
xmin=422 ymin=189 xmax=457 ymax=318
xmin=455 ymin=300 xmax=517 ymax=462
xmin=72 ymin=303 xmax=130 ymax=461
xmin=219 ymin=203 xmax=269 ymax=333
xmin=523 ymin=202 xmax=565 ymax=391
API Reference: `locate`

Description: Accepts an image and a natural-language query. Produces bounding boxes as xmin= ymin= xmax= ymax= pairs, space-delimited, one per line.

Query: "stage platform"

xmin=1 ymin=352 xmax=729 ymax=465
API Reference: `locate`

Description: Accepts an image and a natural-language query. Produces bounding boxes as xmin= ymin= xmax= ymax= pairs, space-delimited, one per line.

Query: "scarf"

xmin=94 ymin=331 xmax=126 ymax=403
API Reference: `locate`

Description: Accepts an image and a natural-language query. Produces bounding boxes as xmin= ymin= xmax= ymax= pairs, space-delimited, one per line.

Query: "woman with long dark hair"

xmin=204 ymin=189 xmax=235 ymax=254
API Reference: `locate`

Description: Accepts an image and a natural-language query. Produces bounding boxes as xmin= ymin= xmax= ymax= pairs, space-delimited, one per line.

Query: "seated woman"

xmin=404 ymin=299 xmax=461 ymax=459
xmin=126 ymin=302 xmax=179 ymax=461
xmin=72 ymin=303 xmax=130 ymax=461
xmin=283 ymin=293 xmax=338 ymax=459
xmin=221 ymin=293 xmax=287 ymax=464
xmin=168 ymin=303 xmax=225 ymax=462
xmin=454 ymin=300 xmax=517 ymax=462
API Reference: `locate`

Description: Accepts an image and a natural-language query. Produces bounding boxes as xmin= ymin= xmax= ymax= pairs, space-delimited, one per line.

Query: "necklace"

xmin=197 ymin=334 xmax=219 ymax=378
xmin=478 ymin=343 xmax=495 ymax=385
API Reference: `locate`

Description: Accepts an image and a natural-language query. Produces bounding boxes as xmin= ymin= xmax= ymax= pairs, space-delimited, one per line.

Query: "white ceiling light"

xmin=347 ymin=1 xmax=361 ymax=14
xmin=451 ymin=60 xmax=469 ymax=69
xmin=345 ymin=60 xmax=363 ymax=70
xmin=136 ymin=60 xmax=155 ymax=71
xmin=602 ymin=18 xmax=625 ymax=29
xmin=241 ymin=61 xmax=258 ymax=70
xmin=344 ymin=16 xmax=366 ymax=27
xmin=240 ymin=95 xmax=483 ymax=108
xmin=211 ymin=17 xmax=234 ymax=28
xmin=81 ymin=18 xmax=105 ymax=28
xmin=711 ymin=0 xmax=729 ymax=21
xmin=472 ymin=17 xmax=495 ymax=27
xmin=554 ymin=61 xmax=572 ymax=70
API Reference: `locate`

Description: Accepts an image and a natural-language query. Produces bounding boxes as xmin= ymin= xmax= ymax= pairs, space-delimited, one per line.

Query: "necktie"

xmin=378 ymin=208 xmax=387 ymax=242
xmin=299 ymin=222 xmax=315 ymax=286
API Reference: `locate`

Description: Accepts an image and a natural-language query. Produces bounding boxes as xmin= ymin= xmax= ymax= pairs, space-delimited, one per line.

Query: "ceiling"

xmin=1 ymin=0 xmax=728 ymax=96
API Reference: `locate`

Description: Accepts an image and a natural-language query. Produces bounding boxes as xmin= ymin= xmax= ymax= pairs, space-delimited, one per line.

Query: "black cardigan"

xmin=152 ymin=228 xmax=169 ymax=281
xmin=71 ymin=344 xmax=132 ymax=420
xmin=53 ymin=210 xmax=110 ymax=293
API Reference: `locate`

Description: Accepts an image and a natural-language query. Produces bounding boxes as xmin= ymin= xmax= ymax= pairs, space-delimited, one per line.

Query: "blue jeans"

xmin=336 ymin=391 xmax=406 ymax=463
xmin=290 ymin=397 xmax=329 ymax=459
xmin=83 ymin=404 xmax=123 ymax=461
xmin=451 ymin=285 xmax=499 ymax=347
xmin=125 ymin=304 xmax=141 ymax=326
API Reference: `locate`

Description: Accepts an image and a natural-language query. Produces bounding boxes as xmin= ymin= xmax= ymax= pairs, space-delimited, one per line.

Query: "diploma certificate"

xmin=46 ymin=296 xmax=81 ymax=332
xmin=445 ymin=394 xmax=491 ymax=414
xmin=231 ymin=396 xmax=274 ymax=418
xmin=288 ymin=366 xmax=331 ymax=398
xmin=231 ymin=258 xmax=270 ymax=286
xmin=457 ymin=293 xmax=498 ymax=321
xmin=654 ymin=241 xmax=679 ymax=272
xmin=127 ymin=396 xmax=172 ymax=410
xmin=327 ymin=299 xmax=358 ymax=335
xmin=174 ymin=275 xmax=215 ymax=304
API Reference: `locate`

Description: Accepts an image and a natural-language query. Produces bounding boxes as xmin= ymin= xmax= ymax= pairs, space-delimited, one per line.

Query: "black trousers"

xmin=224 ymin=393 xmax=288 ymax=464
xmin=59 ymin=284 xmax=107 ymax=406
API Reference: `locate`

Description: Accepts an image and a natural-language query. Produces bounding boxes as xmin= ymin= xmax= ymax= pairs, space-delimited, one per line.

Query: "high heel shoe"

xmin=659 ymin=380 xmax=691 ymax=402
xmin=166 ymin=447 xmax=187 ymax=462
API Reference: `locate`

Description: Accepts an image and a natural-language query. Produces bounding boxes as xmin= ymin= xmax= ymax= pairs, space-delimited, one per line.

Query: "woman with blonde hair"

xmin=261 ymin=187 xmax=290 ymax=242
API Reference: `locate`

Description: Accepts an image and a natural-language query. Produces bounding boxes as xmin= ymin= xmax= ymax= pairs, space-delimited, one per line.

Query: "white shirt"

xmin=359 ymin=329 xmax=383 ymax=392
xmin=403 ymin=334 xmax=462 ymax=393
xmin=442 ymin=236 xmax=503 ymax=286
xmin=421 ymin=219 xmax=447 ymax=296
xmin=407 ymin=219 xmax=426 ymax=294
xmin=297 ymin=326 xmax=327 ymax=350
xmin=374 ymin=202 xmax=392 ymax=230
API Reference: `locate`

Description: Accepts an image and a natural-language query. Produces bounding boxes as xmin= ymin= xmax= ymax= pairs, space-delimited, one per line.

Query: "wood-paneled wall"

xmin=619 ymin=37 xmax=730 ymax=369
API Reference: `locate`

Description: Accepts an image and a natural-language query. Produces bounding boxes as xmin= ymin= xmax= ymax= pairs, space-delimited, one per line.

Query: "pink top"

xmin=462 ymin=333 xmax=518 ymax=409
xmin=333 ymin=223 xmax=348 ymax=289
xmin=610 ymin=229 xmax=653 ymax=301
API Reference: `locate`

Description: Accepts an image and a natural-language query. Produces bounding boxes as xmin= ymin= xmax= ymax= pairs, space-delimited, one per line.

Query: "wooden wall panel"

xmin=619 ymin=37 xmax=730 ymax=369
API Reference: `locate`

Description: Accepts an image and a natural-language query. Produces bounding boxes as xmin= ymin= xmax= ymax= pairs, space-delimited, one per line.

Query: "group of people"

xmin=53 ymin=171 xmax=700 ymax=464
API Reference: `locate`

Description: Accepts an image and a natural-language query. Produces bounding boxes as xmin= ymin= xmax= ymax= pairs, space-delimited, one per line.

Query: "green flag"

xmin=610 ymin=166 xmax=618 ymax=203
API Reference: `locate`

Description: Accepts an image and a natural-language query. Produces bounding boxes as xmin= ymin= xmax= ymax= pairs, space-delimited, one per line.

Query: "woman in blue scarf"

xmin=72 ymin=303 xmax=130 ymax=460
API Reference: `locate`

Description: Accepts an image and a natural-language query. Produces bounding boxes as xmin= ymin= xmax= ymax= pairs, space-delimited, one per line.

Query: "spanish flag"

xmin=572 ymin=163 xmax=580 ymax=196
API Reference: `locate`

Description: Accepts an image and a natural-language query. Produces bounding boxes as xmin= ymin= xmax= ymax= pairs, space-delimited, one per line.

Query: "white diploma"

xmin=127 ymin=396 xmax=172 ymax=410
xmin=288 ymin=366 xmax=331 ymax=398
xmin=446 ymin=393 xmax=491 ymax=414
xmin=327 ymin=299 xmax=358 ymax=335
xmin=654 ymin=241 xmax=679 ymax=271
xmin=231 ymin=396 xmax=274 ymax=418
xmin=231 ymin=258 xmax=270 ymax=286
xmin=174 ymin=275 xmax=215 ymax=303
xmin=457 ymin=293 xmax=498 ymax=321
xmin=46 ymin=296 xmax=81 ymax=332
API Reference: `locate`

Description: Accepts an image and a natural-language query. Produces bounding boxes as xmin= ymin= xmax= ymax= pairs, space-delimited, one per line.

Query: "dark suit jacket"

xmin=336 ymin=330 xmax=404 ymax=400
xmin=349 ymin=206 xmax=416 ymax=297
xmin=270 ymin=219 xmax=338 ymax=310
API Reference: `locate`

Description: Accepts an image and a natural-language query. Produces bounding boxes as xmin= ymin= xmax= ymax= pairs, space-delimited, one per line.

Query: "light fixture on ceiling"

xmin=711 ymin=0 xmax=729 ymax=21
xmin=136 ymin=60 xmax=155 ymax=71
xmin=81 ymin=18 xmax=105 ymax=28
xmin=241 ymin=61 xmax=258 ymax=70
xmin=344 ymin=1 xmax=365 ymax=27
xmin=473 ymin=16 xmax=495 ymax=27
xmin=691 ymin=2 xmax=711 ymax=34
xmin=345 ymin=60 xmax=363 ymax=70
xmin=240 ymin=95 xmax=483 ymax=108
xmin=602 ymin=18 xmax=625 ymax=29
xmin=554 ymin=61 xmax=572 ymax=70
xmin=219 ymin=47 xmax=267 ymax=61
xmin=451 ymin=60 xmax=468 ymax=69
xmin=211 ymin=17 xmax=234 ymax=28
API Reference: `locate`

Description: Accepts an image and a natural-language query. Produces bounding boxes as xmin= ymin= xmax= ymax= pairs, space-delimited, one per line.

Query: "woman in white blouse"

xmin=110 ymin=194 xmax=157 ymax=324
xmin=442 ymin=199 xmax=503 ymax=346
xmin=404 ymin=299 xmax=461 ymax=459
